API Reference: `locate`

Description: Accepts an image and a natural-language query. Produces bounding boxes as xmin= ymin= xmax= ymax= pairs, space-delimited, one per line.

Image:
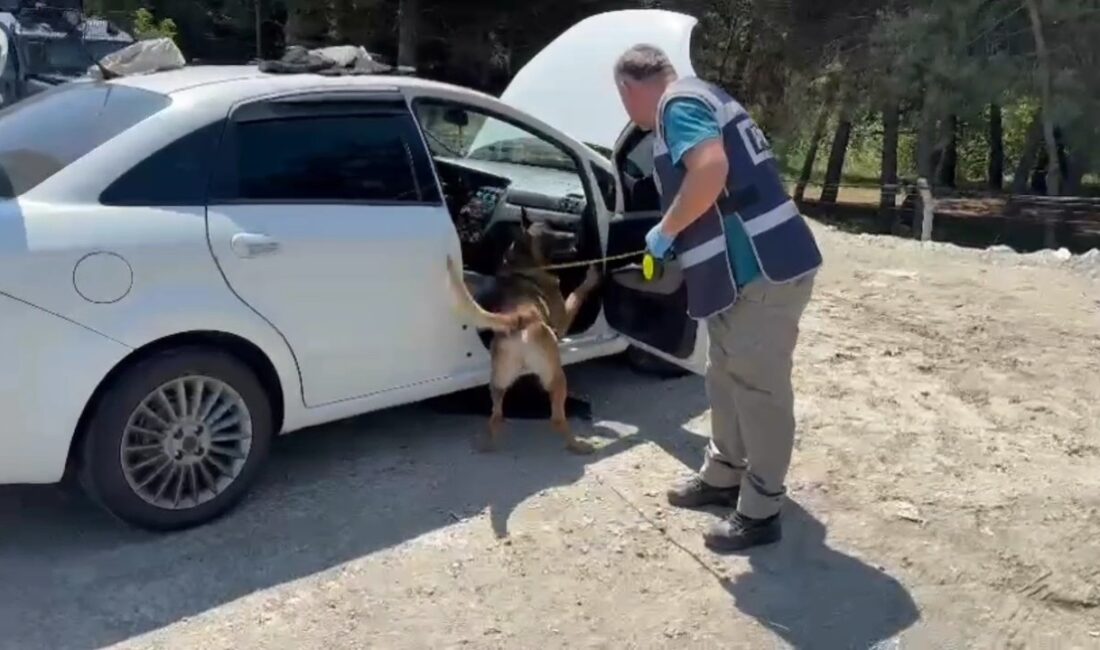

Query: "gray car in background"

xmin=0 ymin=0 xmax=132 ymax=106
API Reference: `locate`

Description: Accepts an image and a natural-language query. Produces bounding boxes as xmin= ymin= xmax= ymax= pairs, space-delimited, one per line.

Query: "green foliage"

xmin=75 ymin=0 xmax=1100 ymax=191
xmin=132 ymin=7 xmax=179 ymax=42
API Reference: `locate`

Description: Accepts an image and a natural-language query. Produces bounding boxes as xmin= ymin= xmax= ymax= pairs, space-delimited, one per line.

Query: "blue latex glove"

xmin=645 ymin=223 xmax=675 ymax=259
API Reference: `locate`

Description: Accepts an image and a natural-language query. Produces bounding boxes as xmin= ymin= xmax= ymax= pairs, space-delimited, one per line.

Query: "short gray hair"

xmin=614 ymin=44 xmax=675 ymax=83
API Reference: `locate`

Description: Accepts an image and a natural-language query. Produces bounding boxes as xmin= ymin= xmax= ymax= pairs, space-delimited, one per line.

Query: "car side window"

xmin=100 ymin=121 xmax=224 ymax=206
xmin=590 ymin=163 xmax=616 ymax=212
xmin=212 ymin=112 xmax=438 ymax=204
xmin=624 ymin=131 xmax=655 ymax=179
xmin=616 ymin=129 xmax=660 ymax=213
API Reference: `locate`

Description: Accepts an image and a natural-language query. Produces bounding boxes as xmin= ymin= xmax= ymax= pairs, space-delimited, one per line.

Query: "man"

xmin=613 ymin=44 xmax=823 ymax=552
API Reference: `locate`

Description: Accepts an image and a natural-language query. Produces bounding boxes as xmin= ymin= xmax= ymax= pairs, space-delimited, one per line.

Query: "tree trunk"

xmin=880 ymin=101 xmax=900 ymax=214
xmin=333 ymin=0 xmax=376 ymax=46
xmin=1064 ymin=150 xmax=1087 ymax=195
xmin=1012 ymin=116 xmax=1042 ymax=194
xmin=729 ymin=23 xmax=755 ymax=97
xmin=255 ymin=0 xmax=263 ymax=59
xmin=716 ymin=3 xmax=740 ymax=87
xmin=1025 ymin=0 xmax=1062 ymax=196
xmin=1055 ymin=127 xmax=1071 ymax=188
xmin=988 ymin=103 xmax=1004 ymax=190
xmin=284 ymin=0 xmax=329 ymax=48
xmin=916 ymin=88 xmax=937 ymax=182
xmin=937 ymin=115 xmax=958 ymax=189
xmin=820 ymin=110 xmax=853 ymax=205
xmin=397 ymin=0 xmax=419 ymax=69
xmin=794 ymin=105 xmax=830 ymax=203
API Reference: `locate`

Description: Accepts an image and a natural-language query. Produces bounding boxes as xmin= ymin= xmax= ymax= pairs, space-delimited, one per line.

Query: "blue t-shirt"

xmin=661 ymin=98 xmax=762 ymax=288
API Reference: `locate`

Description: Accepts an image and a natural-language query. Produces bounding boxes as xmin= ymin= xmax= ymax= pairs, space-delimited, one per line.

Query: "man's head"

xmin=613 ymin=44 xmax=677 ymax=131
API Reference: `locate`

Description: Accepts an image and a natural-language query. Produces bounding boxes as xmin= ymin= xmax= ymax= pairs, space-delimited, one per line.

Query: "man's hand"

xmin=645 ymin=223 xmax=675 ymax=259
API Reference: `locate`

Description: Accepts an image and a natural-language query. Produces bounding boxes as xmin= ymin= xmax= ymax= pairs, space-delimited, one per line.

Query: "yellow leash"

xmin=534 ymin=249 xmax=666 ymax=282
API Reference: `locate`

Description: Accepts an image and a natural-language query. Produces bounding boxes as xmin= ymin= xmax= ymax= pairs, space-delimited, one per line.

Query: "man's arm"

xmin=658 ymin=139 xmax=729 ymax=238
xmin=646 ymin=98 xmax=731 ymax=257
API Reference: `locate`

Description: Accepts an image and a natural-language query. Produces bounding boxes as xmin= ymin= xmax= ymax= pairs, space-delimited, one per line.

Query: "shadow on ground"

xmin=587 ymin=365 xmax=921 ymax=650
xmin=722 ymin=501 xmax=919 ymax=650
xmin=0 ymin=357 xmax=918 ymax=649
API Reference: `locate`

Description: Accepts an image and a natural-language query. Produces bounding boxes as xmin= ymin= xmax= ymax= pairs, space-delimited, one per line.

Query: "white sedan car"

xmin=0 ymin=10 xmax=710 ymax=529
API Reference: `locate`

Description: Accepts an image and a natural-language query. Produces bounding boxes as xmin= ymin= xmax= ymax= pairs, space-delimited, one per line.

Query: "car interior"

xmin=412 ymin=99 xmax=605 ymax=342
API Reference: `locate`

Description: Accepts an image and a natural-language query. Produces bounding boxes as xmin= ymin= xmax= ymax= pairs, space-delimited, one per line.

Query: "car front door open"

xmin=601 ymin=124 xmax=709 ymax=376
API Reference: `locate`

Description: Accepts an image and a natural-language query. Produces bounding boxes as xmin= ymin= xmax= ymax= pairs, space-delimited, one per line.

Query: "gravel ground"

xmin=1 ymin=222 xmax=1098 ymax=649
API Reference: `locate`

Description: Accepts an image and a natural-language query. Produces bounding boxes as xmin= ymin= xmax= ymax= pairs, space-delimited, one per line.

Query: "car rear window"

xmin=0 ymin=82 xmax=170 ymax=198
xmin=100 ymin=121 xmax=224 ymax=206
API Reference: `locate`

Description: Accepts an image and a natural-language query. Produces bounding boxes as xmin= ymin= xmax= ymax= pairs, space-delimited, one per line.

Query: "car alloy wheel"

xmin=80 ymin=346 xmax=273 ymax=531
xmin=120 ymin=376 xmax=253 ymax=510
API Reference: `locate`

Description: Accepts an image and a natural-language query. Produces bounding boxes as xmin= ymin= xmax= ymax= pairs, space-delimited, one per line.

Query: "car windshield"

xmin=466 ymin=136 xmax=577 ymax=172
xmin=416 ymin=103 xmax=577 ymax=173
xmin=583 ymin=142 xmax=612 ymax=160
xmin=0 ymin=81 xmax=170 ymax=198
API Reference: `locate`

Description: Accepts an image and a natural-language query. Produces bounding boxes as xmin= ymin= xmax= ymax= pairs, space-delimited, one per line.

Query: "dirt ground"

xmin=1 ymin=221 xmax=1098 ymax=649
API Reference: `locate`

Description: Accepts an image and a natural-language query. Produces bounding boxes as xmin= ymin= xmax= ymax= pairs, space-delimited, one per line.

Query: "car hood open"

xmin=473 ymin=9 xmax=698 ymax=156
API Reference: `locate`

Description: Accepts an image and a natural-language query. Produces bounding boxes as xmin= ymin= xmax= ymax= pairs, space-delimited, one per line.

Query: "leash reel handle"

xmin=641 ymin=251 xmax=675 ymax=282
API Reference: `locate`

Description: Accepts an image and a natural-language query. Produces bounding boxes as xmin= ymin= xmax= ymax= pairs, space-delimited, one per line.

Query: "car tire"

xmin=79 ymin=346 xmax=273 ymax=531
xmin=624 ymin=346 xmax=691 ymax=379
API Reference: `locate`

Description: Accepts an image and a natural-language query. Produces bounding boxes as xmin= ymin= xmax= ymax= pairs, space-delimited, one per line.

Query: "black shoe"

xmin=666 ymin=475 xmax=740 ymax=509
xmin=704 ymin=512 xmax=782 ymax=553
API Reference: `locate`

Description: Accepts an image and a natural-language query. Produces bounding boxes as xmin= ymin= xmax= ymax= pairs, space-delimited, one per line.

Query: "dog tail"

xmin=446 ymin=256 xmax=533 ymax=334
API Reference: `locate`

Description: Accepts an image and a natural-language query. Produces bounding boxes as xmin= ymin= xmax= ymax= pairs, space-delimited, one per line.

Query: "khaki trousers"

xmin=699 ymin=273 xmax=816 ymax=519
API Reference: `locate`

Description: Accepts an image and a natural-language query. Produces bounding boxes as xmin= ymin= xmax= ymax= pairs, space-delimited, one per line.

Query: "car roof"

xmin=111 ymin=64 xmax=495 ymax=103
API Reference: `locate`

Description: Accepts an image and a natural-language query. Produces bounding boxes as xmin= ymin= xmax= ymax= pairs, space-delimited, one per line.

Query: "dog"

xmin=446 ymin=211 xmax=601 ymax=455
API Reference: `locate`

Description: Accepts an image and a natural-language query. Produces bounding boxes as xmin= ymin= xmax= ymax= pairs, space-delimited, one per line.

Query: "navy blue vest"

xmin=654 ymin=77 xmax=822 ymax=319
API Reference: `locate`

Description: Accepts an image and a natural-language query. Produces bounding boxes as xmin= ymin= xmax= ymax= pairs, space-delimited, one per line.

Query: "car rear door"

xmin=601 ymin=124 xmax=708 ymax=375
xmin=205 ymin=92 xmax=468 ymax=407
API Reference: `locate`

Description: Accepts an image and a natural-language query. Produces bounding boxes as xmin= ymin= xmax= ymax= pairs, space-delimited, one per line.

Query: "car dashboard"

xmin=435 ymin=157 xmax=587 ymax=224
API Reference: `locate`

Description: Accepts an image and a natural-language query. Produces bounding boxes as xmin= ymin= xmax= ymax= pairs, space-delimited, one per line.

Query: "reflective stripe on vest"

xmin=652 ymin=132 xmax=737 ymax=320
xmin=654 ymin=77 xmax=822 ymax=320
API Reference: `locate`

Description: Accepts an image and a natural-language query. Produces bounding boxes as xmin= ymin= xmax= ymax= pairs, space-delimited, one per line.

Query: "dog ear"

xmin=520 ymin=207 xmax=533 ymax=231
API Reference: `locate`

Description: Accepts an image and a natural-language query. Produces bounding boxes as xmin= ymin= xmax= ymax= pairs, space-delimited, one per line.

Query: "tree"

xmin=1025 ymin=0 xmax=1062 ymax=196
xmin=880 ymin=101 xmax=901 ymax=213
xmin=988 ymin=103 xmax=1004 ymax=190
xmin=284 ymin=0 xmax=329 ymax=48
xmin=1013 ymin=116 xmax=1042 ymax=193
xmin=397 ymin=0 xmax=419 ymax=68
xmin=794 ymin=103 xmax=831 ymax=203
xmin=936 ymin=114 xmax=958 ymax=188
xmin=132 ymin=7 xmax=179 ymax=42
xmin=74 ymin=0 xmax=1100 ymax=199
xmin=820 ymin=86 xmax=855 ymax=204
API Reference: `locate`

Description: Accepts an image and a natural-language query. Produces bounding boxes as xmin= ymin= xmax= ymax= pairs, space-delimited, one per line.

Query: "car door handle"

xmin=231 ymin=233 xmax=280 ymax=258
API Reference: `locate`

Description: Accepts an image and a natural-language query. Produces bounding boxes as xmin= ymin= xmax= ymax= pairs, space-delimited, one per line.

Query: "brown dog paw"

xmin=566 ymin=438 xmax=596 ymax=455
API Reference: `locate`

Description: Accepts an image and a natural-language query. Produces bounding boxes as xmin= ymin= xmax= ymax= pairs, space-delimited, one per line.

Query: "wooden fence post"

xmin=915 ymin=177 xmax=935 ymax=242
